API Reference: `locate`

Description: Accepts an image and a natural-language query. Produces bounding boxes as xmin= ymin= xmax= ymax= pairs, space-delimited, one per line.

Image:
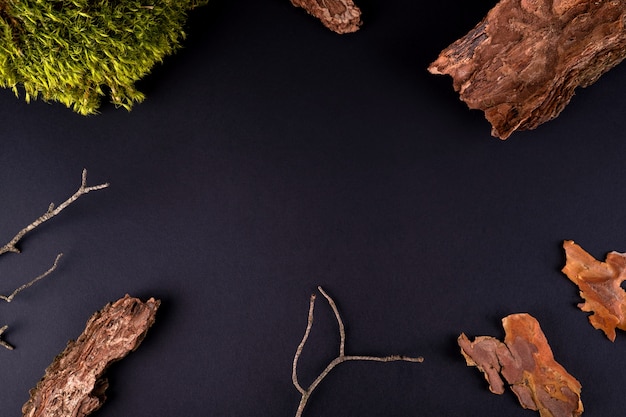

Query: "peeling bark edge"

xmin=22 ymin=295 xmax=160 ymax=417
xmin=290 ymin=0 xmax=362 ymax=34
xmin=428 ymin=0 xmax=626 ymax=139
xmin=459 ymin=313 xmax=583 ymax=417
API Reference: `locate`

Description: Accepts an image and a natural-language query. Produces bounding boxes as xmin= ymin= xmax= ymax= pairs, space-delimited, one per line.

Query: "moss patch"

xmin=0 ymin=0 xmax=207 ymax=114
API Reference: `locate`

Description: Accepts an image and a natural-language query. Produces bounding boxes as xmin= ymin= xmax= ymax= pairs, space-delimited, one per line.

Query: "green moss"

xmin=0 ymin=0 xmax=207 ymax=114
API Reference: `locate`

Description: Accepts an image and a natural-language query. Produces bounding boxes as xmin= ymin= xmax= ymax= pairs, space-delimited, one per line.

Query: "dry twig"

xmin=0 ymin=253 xmax=63 ymax=304
xmin=0 ymin=169 xmax=109 ymax=255
xmin=0 ymin=253 xmax=63 ymax=350
xmin=0 ymin=169 xmax=109 ymax=349
xmin=292 ymin=286 xmax=423 ymax=417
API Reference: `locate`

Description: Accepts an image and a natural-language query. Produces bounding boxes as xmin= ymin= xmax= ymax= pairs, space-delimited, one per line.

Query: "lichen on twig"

xmin=292 ymin=286 xmax=423 ymax=417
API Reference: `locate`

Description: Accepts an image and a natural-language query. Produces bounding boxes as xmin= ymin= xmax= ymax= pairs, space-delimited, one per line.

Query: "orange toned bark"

xmin=290 ymin=0 xmax=361 ymax=34
xmin=428 ymin=0 xmax=626 ymax=139
xmin=562 ymin=240 xmax=626 ymax=341
xmin=22 ymin=295 xmax=160 ymax=417
xmin=459 ymin=313 xmax=583 ymax=417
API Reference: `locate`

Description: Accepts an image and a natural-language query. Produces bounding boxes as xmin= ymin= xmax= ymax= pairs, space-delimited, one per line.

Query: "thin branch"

xmin=292 ymin=293 xmax=316 ymax=395
xmin=0 ymin=325 xmax=13 ymax=350
xmin=0 ymin=253 xmax=64 ymax=350
xmin=317 ymin=286 xmax=345 ymax=356
xmin=0 ymin=253 xmax=63 ymax=303
xmin=0 ymin=169 xmax=108 ymax=351
xmin=292 ymin=286 xmax=423 ymax=417
xmin=0 ymin=169 xmax=109 ymax=256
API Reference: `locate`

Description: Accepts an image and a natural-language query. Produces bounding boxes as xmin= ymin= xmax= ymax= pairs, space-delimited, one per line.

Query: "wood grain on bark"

xmin=22 ymin=295 xmax=160 ymax=417
xmin=428 ymin=0 xmax=626 ymax=139
xmin=290 ymin=0 xmax=361 ymax=34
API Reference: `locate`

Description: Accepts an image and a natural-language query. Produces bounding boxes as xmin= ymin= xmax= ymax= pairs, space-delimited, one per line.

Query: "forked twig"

xmin=0 ymin=169 xmax=109 ymax=349
xmin=292 ymin=286 xmax=423 ymax=417
xmin=0 ymin=169 xmax=109 ymax=256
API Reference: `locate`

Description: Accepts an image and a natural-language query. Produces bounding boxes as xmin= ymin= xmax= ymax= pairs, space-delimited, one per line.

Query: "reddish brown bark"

xmin=562 ymin=240 xmax=626 ymax=341
xmin=290 ymin=0 xmax=361 ymax=34
xmin=459 ymin=313 xmax=583 ymax=417
xmin=429 ymin=0 xmax=626 ymax=139
xmin=22 ymin=295 xmax=160 ymax=417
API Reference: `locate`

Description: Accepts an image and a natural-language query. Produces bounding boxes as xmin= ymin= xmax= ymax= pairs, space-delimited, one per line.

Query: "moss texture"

xmin=0 ymin=0 xmax=207 ymax=114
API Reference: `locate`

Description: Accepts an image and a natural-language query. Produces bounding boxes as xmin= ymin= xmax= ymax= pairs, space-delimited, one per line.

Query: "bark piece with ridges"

xmin=290 ymin=0 xmax=362 ymax=34
xmin=428 ymin=0 xmax=626 ymax=139
xmin=22 ymin=295 xmax=160 ymax=417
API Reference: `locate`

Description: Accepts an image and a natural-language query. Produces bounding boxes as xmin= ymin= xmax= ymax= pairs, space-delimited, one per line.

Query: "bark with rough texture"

xmin=22 ymin=295 xmax=160 ymax=417
xmin=562 ymin=239 xmax=626 ymax=341
xmin=290 ymin=0 xmax=361 ymax=34
xmin=429 ymin=0 xmax=626 ymax=139
xmin=459 ymin=313 xmax=583 ymax=417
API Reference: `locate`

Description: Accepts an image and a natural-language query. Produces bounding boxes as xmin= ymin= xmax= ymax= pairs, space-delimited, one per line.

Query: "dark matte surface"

xmin=1 ymin=1 xmax=625 ymax=416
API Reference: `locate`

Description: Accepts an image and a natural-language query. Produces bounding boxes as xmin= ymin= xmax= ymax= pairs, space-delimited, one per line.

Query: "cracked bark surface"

xmin=22 ymin=295 xmax=160 ymax=417
xmin=429 ymin=0 xmax=626 ymax=139
xmin=290 ymin=0 xmax=361 ymax=33
xmin=459 ymin=313 xmax=583 ymax=417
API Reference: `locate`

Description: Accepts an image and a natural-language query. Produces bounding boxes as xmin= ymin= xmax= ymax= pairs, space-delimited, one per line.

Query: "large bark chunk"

xmin=22 ymin=295 xmax=160 ymax=417
xmin=428 ymin=0 xmax=626 ymax=139
xmin=459 ymin=313 xmax=583 ymax=417
xmin=290 ymin=0 xmax=362 ymax=34
xmin=562 ymin=240 xmax=626 ymax=341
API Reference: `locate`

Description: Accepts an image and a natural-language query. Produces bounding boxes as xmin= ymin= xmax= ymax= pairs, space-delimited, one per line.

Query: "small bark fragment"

xmin=561 ymin=240 xmax=626 ymax=341
xmin=22 ymin=295 xmax=160 ymax=417
xmin=459 ymin=313 xmax=583 ymax=417
xmin=290 ymin=0 xmax=362 ymax=34
xmin=428 ymin=0 xmax=626 ymax=139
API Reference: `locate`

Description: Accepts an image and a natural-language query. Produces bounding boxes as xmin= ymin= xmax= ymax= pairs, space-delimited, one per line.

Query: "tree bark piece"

xmin=22 ymin=295 xmax=160 ymax=417
xmin=290 ymin=0 xmax=361 ymax=34
xmin=428 ymin=0 xmax=626 ymax=139
xmin=561 ymin=240 xmax=626 ymax=341
xmin=459 ymin=313 xmax=583 ymax=417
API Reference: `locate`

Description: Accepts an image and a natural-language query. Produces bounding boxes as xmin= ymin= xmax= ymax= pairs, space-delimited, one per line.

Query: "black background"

xmin=1 ymin=1 xmax=626 ymax=416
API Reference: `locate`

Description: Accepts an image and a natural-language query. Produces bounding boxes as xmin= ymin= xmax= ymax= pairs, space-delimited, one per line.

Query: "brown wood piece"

xmin=290 ymin=0 xmax=361 ymax=34
xmin=428 ymin=0 xmax=626 ymax=139
xmin=562 ymin=240 xmax=626 ymax=341
xmin=22 ymin=295 xmax=160 ymax=417
xmin=459 ymin=313 xmax=583 ymax=417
